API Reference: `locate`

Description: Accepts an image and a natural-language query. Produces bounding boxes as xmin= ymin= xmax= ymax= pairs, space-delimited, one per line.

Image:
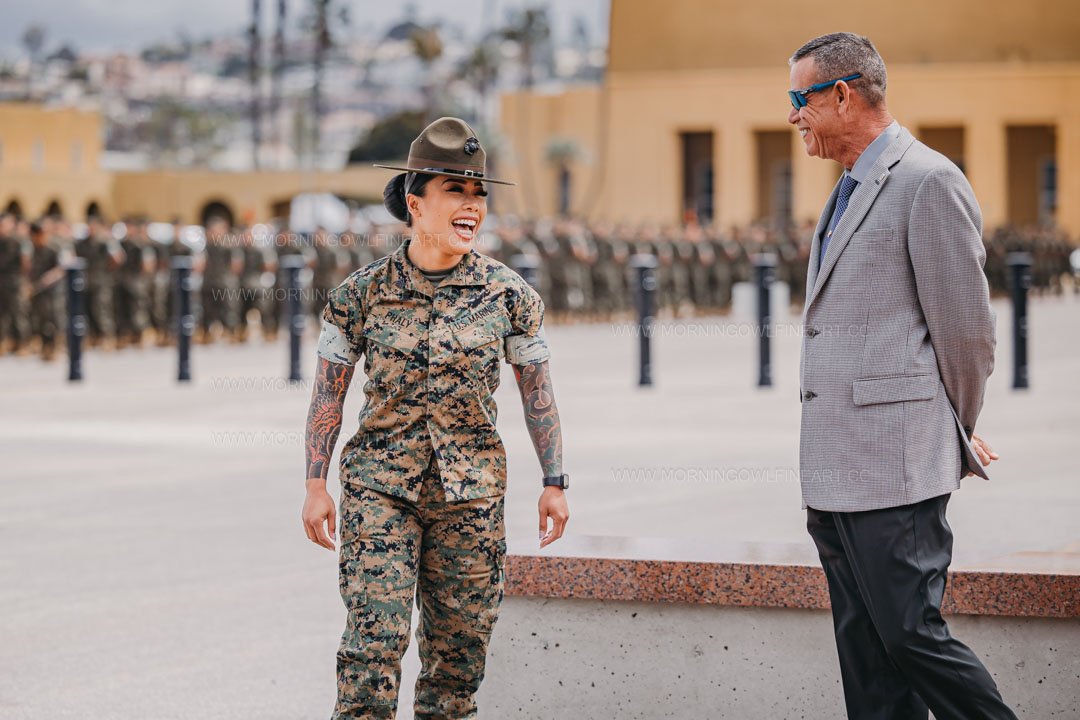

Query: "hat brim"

xmin=373 ymin=163 xmax=516 ymax=186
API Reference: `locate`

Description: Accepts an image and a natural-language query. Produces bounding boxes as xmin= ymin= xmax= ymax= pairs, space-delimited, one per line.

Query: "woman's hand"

xmin=302 ymin=482 xmax=337 ymax=551
xmin=538 ymin=487 xmax=569 ymax=548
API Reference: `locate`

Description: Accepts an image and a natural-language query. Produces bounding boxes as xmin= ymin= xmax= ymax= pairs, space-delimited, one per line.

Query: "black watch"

xmin=542 ymin=473 xmax=569 ymax=489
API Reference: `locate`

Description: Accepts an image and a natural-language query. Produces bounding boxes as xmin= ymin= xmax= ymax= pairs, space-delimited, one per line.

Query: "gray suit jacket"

xmin=798 ymin=126 xmax=996 ymax=512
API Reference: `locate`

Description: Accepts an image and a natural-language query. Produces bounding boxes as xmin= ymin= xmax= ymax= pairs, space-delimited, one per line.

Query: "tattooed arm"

xmin=302 ymin=357 xmax=354 ymax=551
xmin=513 ymin=360 xmax=568 ymax=548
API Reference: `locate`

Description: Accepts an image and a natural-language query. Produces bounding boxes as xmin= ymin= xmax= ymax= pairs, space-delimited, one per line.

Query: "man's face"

xmin=788 ymin=57 xmax=841 ymax=162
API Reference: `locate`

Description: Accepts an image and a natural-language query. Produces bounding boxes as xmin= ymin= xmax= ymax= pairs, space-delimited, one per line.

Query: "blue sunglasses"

xmin=788 ymin=73 xmax=862 ymax=109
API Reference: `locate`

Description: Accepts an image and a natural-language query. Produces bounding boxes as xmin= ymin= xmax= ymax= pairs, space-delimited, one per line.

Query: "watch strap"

xmin=542 ymin=474 xmax=569 ymax=489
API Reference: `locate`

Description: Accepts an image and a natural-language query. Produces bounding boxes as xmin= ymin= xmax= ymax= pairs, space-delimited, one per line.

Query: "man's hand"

xmin=966 ymin=432 xmax=1000 ymax=477
xmin=302 ymin=482 xmax=337 ymax=550
xmin=538 ymin=487 xmax=569 ymax=548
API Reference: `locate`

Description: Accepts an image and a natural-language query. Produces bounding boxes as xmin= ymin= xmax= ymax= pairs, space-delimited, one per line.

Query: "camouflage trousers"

xmin=334 ymin=463 xmax=506 ymax=719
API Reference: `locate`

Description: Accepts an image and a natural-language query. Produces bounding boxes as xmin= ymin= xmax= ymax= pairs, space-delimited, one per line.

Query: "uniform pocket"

xmin=453 ymin=314 xmax=512 ymax=391
xmin=464 ymin=534 xmax=506 ymax=633
xmin=360 ymin=324 xmax=420 ymax=390
xmin=852 ymin=373 xmax=938 ymax=406
xmin=337 ymin=482 xmax=369 ymax=610
xmin=454 ymin=314 xmax=511 ymax=351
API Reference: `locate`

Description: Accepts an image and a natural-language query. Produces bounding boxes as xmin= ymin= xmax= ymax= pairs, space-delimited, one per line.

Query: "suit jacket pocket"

xmin=852 ymin=373 xmax=937 ymax=406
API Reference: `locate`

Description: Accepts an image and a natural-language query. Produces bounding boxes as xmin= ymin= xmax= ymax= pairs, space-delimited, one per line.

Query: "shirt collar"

xmin=848 ymin=120 xmax=901 ymax=183
xmin=387 ymin=237 xmax=489 ymax=298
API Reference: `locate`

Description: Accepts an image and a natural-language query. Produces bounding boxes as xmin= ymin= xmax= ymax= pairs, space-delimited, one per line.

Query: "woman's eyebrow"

xmin=442 ymin=178 xmax=484 ymax=189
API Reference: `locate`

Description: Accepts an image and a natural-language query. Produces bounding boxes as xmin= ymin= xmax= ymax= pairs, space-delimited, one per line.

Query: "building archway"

xmin=86 ymin=200 xmax=102 ymax=220
xmin=44 ymin=199 xmax=64 ymax=219
xmin=5 ymin=198 xmax=24 ymax=219
xmin=200 ymin=199 xmax=235 ymax=228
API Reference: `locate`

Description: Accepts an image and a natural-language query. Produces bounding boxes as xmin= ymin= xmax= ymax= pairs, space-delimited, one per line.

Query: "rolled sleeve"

xmin=317 ymin=320 xmax=359 ymax=365
xmin=505 ymin=323 xmax=550 ymax=365
xmin=504 ymin=284 xmax=550 ymax=365
xmin=318 ymin=283 xmax=365 ymax=365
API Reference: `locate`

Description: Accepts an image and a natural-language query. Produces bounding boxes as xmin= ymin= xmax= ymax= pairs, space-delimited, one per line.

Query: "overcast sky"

xmin=0 ymin=0 xmax=609 ymax=56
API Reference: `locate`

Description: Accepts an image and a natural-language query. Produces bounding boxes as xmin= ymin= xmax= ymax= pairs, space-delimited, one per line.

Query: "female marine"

xmin=301 ymin=117 xmax=570 ymax=719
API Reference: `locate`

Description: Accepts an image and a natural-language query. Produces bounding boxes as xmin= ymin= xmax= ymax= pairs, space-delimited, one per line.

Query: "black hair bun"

xmin=383 ymin=174 xmax=410 ymax=223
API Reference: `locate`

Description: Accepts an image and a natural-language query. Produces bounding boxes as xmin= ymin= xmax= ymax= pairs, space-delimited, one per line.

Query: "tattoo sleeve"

xmin=305 ymin=357 xmax=355 ymax=482
xmin=513 ymin=360 xmax=564 ymax=478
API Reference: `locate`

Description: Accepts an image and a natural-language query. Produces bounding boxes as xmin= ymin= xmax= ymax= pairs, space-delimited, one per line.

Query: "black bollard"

xmin=630 ymin=253 xmax=658 ymax=387
xmin=753 ymin=253 xmax=777 ymax=388
xmin=510 ymin=253 xmax=541 ymax=290
xmin=65 ymin=258 xmax=87 ymax=382
xmin=172 ymin=256 xmax=194 ymax=382
xmin=281 ymin=254 xmax=306 ymax=382
xmin=1007 ymin=252 xmax=1032 ymax=390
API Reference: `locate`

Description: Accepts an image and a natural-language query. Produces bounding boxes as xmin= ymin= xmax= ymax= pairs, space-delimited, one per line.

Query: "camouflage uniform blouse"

xmin=318 ymin=239 xmax=550 ymax=502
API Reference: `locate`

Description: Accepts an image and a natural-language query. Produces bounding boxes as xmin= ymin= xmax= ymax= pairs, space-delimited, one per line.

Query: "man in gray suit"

xmin=789 ymin=33 xmax=1016 ymax=719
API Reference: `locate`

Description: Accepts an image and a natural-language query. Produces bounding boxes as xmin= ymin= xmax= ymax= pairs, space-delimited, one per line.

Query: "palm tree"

xmin=459 ymin=37 xmax=500 ymax=125
xmin=302 ymin=0 xmax=349 ymax=167
xmin=502 ymin=8 xmax=551 ymax=216
xmin=409 ymin=25 xmax=443 ymax=124
xmin=21 ymin=24 xmax=46 ymax=98
xmin=502 ymin=8 xmax=550 ymax=90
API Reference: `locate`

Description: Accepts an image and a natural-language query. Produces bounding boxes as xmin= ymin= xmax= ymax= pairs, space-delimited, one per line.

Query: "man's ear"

xmin=835 ymin=82 xmax=851 ymax=114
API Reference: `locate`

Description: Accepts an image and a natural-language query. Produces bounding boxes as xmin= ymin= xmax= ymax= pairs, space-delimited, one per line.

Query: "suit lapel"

xmin=805 ymin=129 xmax=917 ymax=311
xmin=804 ymin=180 xmax=841 ymax=312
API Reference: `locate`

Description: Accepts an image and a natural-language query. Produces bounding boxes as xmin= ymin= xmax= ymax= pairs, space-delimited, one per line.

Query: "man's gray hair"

xmin=789 ymin=32 xmax=887 ymax=107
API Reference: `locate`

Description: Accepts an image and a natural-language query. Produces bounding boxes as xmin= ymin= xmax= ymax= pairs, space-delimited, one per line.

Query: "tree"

xmin=409 ymin=25 xmax=443 ymax=123
xmin=21 ymin=25 xmax=46 ymax=62
xmin=502 ymin=7 xmax=550 ymax=90
xmin=21 ymin=24 xmax=47 ymax=98
xmin=300 ymin=0 xmax=350 ymax=165
xmin=501 ymin=7 xmax=552 ymax=216
xmin=143 ymin=98 xmax=229 ymax=167
xmin=347 ymin=111 xmax=426 ymax=164
xmin=459 ymin=37 xmax=500 ymax=123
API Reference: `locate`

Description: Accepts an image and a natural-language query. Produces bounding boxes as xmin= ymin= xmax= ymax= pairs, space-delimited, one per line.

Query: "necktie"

xmin=819 ymin=174 xmax=859 ymax=267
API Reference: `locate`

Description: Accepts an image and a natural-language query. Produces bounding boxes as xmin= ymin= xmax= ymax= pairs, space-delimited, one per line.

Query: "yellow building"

xmin=0 ymin=103 xmax=112 ymax=221
xmin=498 ymin=0 xmax=1080 ymax=238
xmin=0 ymin=102 xmax=388 ymax=226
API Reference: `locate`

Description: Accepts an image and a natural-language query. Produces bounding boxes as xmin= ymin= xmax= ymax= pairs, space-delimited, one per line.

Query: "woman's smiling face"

xmin=408 ymin=175 xmax=488 ymax=256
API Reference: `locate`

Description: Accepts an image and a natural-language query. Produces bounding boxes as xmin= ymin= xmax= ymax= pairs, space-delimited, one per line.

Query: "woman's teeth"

xmin=452 ymin=219 xmax=476 ymax=239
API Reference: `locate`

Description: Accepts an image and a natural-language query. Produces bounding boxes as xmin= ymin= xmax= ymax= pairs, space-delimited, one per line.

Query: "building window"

xmin=771 ymin=159 xmax=793 ymax=227
xmin=680 ymin=131 xmax=714 ymax=225
xmin=754 ymin=130 xmax=792 ymax=228
xmin=1006 ymin=125 xmax=1056 ymax=228
xmin=33 ymin=140 xmax=44 ymax=171
xmin=1039 ymin=157 xmax=1057 ymax=226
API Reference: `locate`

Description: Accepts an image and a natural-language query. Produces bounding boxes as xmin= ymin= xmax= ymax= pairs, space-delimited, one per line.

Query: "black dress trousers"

xmin=806 ymin=493 xmax=1018 ymax=720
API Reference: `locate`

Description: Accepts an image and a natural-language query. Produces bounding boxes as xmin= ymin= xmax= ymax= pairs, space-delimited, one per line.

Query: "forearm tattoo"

xmin=513 ymin=361 xmax=564 ymax=478
xmin=305 ymin=357 xmax=354 ymax=481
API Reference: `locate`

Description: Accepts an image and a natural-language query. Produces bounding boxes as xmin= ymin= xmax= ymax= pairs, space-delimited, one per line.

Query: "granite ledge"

xmin=504 ymin=536 xmax=1080 ymax=619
